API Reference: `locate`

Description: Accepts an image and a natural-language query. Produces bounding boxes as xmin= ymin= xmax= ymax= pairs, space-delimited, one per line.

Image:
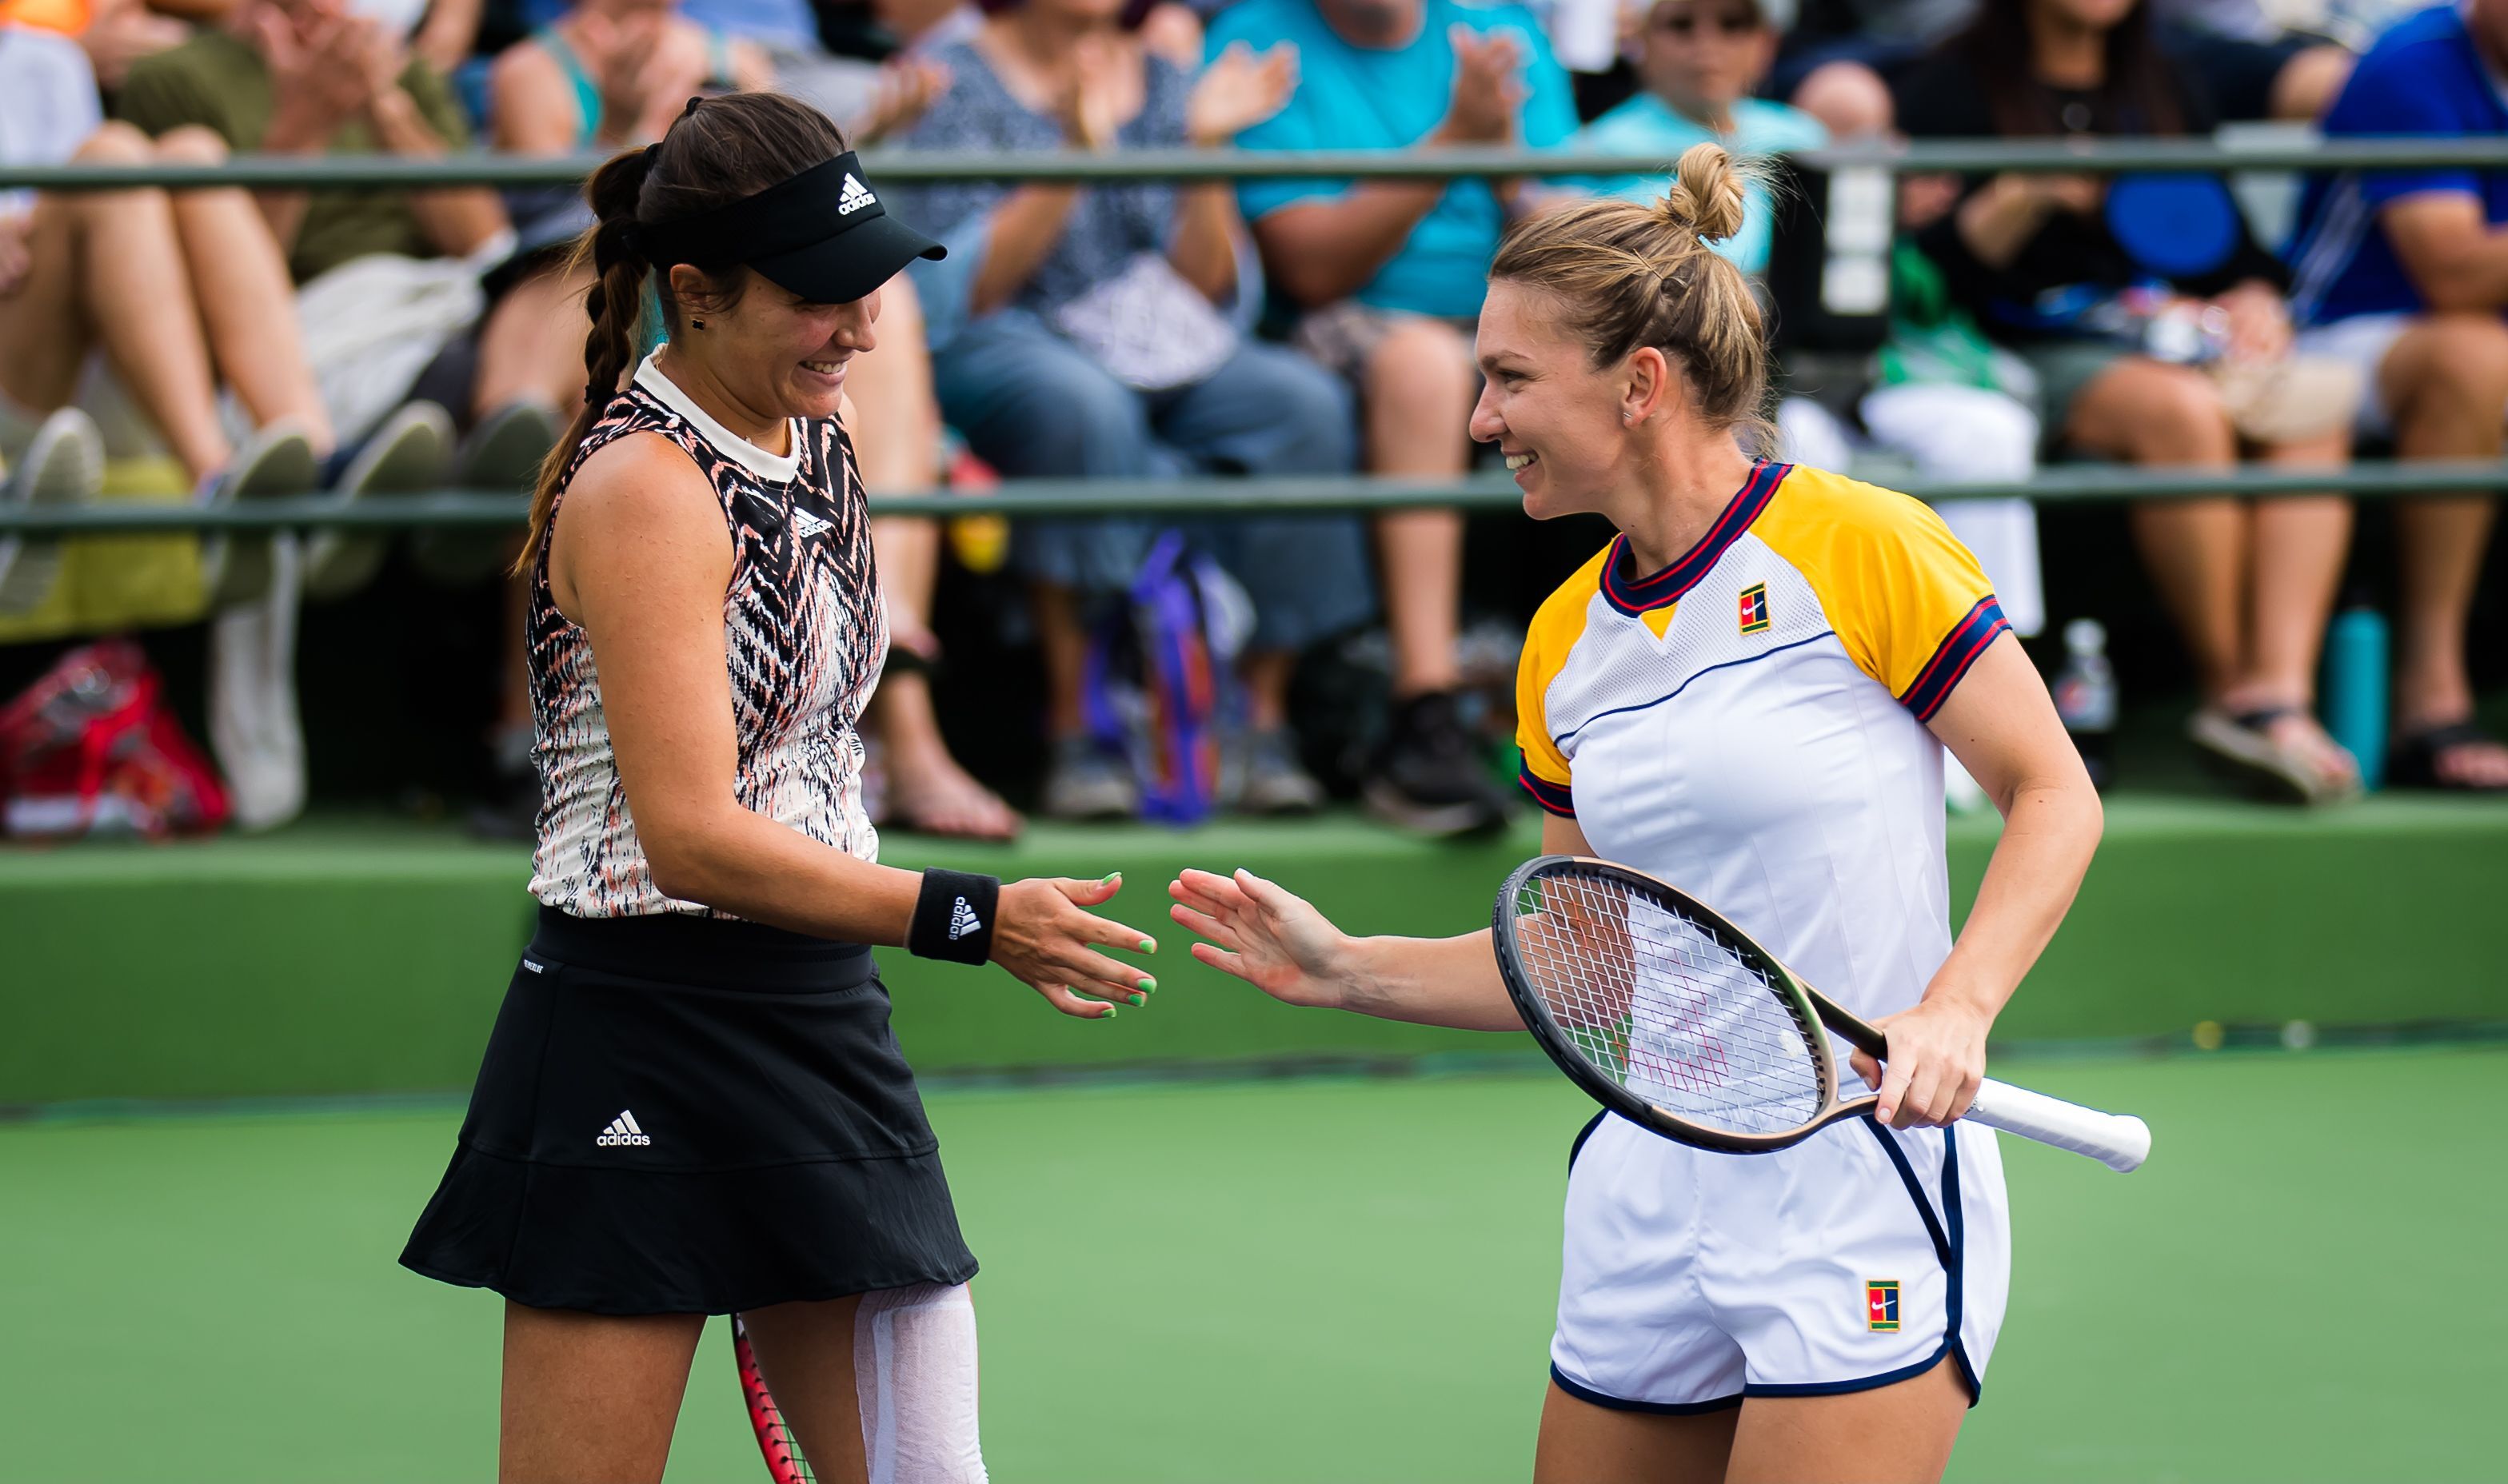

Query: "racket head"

xmin=1492 ymin=855 xmax=1865 ymax=1154
xmin=733 ymin=1316 xmax=816 ymax=1484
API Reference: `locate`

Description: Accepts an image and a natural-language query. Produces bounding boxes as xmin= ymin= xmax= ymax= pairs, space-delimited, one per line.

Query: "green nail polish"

xmin=1138 ymin=976 xmax=1157 ymax=993
xmin=1102 ymin=1006 xmax=1120 ymax=1019
xmin=1139 ymin=937 xmax=1156 ymax=953
xmin=1128 ymin=992 xmax=1146 ymax=1007
xmin=1101 ymin=871 xmax=1121 ymax=883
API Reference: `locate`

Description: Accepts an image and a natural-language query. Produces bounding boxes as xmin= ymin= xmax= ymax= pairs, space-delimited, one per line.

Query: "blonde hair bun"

xmin=1656 ymin=141 xmax=1749 ymax=245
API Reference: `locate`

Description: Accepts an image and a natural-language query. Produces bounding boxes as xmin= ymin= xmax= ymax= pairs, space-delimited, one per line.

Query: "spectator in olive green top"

xmin=118 ymin=0 xmax=593 ymax=438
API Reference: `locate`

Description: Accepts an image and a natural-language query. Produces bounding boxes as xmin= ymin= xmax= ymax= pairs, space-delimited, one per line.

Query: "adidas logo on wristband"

xmin=949 ymin=896 xmax=983 ymax=939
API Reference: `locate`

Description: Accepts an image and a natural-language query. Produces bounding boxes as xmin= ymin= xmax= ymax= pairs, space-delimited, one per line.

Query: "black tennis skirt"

xmin=401 ymin=907 xmax=977 ymax=1316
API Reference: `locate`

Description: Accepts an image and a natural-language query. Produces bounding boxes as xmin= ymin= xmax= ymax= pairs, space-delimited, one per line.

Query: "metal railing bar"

xmin=2 ymin=136 xmax=2505 ymax=191
xmin=4 ymin=462 xmax=2499 ymax=533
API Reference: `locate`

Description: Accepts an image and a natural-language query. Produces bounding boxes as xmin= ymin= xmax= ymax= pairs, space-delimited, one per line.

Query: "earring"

xmin=690 ymin=318 xmax=706 ymax=329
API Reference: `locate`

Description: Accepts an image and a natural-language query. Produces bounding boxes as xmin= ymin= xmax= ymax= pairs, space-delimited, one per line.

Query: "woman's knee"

xmin=71 ymin=121 xmax=154 ymax=164
xmin=1364 ymin=317 xmax=1476 ymax=418
xmin=970 ymin=361 xmax=1150 ymax=476
xmin=1230 ymin=345 xmax=1357 ymax=469
xmin=150 ymin=126 xmax=232 ymax=166
xmin=2388 ymin=313 xmax=2508 ymax=427
xmin=2073 ymin=359 xmax=2234 ymax=462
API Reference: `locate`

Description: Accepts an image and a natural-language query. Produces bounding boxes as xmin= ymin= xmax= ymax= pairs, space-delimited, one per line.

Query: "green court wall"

xmin=2 ymin=797 xmax=2501 ymax=1103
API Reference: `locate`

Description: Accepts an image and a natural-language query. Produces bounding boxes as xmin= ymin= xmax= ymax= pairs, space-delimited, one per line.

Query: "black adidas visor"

xmin=633 ymin=152 xmax=944 ymax=306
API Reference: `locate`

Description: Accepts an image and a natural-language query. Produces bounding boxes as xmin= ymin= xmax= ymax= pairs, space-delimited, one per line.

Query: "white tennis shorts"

xmin=1549 ymin=1111 xmax=2011 ymax=1412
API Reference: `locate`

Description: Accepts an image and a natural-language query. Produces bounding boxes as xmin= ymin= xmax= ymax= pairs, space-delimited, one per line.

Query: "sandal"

xmin=2189 ymin=705 xmax=2363 ymax=806
xmin=2386 ymin=720 xmax=2508 ymax=793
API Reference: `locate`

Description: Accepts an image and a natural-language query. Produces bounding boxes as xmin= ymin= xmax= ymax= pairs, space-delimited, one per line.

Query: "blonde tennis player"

xmin=1169 ymin=143 xmax=2103 ymax=1483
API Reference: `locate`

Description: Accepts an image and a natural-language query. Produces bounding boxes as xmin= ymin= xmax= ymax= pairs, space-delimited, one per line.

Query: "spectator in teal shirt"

xmin=1205 ymin=0 xmax=1576 ymax=839
xmin=1212 ymin=0 xmax=1578 ymax=318
xmin=1576 ymin=0 xmax=1827 ymax=278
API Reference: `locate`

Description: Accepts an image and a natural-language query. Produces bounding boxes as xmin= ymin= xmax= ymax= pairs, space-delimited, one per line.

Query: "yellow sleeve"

xmin=1515 ymin=550 xmax=1605 ymax=818
xmin=1759 ymin=469 xmax=2009 ymax=721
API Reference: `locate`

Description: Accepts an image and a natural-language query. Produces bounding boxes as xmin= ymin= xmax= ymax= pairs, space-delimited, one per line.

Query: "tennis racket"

xmin=733 ymin=1316 xmax=816 ymax=1484
xmin=1492 ymin=856 xmax=2151 ymax=1172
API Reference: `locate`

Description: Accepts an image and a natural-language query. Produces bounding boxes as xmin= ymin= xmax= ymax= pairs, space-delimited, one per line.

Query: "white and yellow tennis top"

xmin=1516 ymin=461 xmax=2008 ymax=1024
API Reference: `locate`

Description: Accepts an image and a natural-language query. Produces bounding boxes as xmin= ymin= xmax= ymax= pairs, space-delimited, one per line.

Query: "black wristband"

xmin=909 ymin=869 xmax=1000 ymax=964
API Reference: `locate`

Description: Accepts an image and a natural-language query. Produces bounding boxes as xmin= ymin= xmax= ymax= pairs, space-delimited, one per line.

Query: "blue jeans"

xmin=932 ymin=313 xmax=1374 ymax=653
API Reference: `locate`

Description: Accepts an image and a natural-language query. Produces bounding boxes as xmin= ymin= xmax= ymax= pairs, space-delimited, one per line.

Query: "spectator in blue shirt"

xmin=902 ymin=0 xmax=1374 ymax=822
xmin=1208 ymin=0 xmax=1576 ymax=836
xmin=1576 ymin=0 xmax=1827 ymax=277
xmin=2287 ymin=0 xmax=2508 ymax=791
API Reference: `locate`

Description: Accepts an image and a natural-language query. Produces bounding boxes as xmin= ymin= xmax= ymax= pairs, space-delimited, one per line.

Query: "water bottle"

xmin=2051 ymin=619 xmax=2116 ymax=789
xmin=2322 ymin=600 xmax=2388 ymax=790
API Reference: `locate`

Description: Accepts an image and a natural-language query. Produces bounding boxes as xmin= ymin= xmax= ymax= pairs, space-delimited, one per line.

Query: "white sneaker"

xmin=0 ymin=408 xmax=103 ymax=616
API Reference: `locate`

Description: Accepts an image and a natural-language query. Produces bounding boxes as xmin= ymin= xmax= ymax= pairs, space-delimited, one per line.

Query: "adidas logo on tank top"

xmin=837 ymin=174 xmax=876 ymax=215
xmin=948 ymin=896 xmax=983 ymax=940
xmin=789 ymin=507 xmax=833 ymax=540
xmin=597 ymin=1110 xmax=651 ymax=1147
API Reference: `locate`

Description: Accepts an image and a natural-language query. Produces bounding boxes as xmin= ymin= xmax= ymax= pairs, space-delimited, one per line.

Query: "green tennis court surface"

xmin=3 ymin=1048 xmax=2497 ymax=1482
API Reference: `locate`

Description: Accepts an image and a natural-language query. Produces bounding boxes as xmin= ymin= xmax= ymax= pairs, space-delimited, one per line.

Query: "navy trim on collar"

xmin=1599 ymin=461 xmax=1791 ymax=619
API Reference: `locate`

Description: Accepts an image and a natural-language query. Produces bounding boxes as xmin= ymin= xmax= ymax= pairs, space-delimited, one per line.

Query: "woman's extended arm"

xmin=549 ymin=433 xmax=1154 ymax=1015
xmin=1864 ymin=632 xmax=2103 ymax=1126
xmin=1168 ymin=813 xmax=1591 ymax=1031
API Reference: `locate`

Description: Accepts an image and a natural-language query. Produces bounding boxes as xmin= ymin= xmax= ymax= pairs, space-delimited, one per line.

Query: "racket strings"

xmin=1514 ymin=872 xmax=1827 ymax=1135
xmin=734 ymin=1318 xmax=817 ymax=1484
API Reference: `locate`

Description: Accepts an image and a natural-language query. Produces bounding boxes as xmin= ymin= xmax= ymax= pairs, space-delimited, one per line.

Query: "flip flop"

xmin=2189 ymin=704 xmax=2362 ymax=806
xmin=303 ymin=401 xmax=453 ymax=603
xmin=0 ymin=407 xmax=104 ymax=616
xmin=2386 ymin=720 xmax=2508 ymax=793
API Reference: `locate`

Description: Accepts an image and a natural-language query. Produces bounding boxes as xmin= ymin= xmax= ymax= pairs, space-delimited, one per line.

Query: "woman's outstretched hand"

xmin=1167 ymin=868 xmax=1352 ymax=1010
xmin=991 ymin=873 xmax=1157 ymax=1019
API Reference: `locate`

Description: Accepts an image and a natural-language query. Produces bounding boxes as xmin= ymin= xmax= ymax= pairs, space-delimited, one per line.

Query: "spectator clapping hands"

xmin=1436 ymin=25 xmax=1525 ymax=146
xmin=251 ymin=4 xmax=391 ymax=149
xmin=1188 ymin=42 xmax=1298 ymax=148
xmin=569 ymin=5 xmax=711 ymax=146
xmin=857 ymin=56 xmax=952 ymax=146
xmin=1058 ymin=32 xmax=1131 ymax=152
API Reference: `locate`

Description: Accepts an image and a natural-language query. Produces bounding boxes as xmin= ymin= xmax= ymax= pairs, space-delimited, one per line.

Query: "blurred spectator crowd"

xmin=0 ymin=0 xmax=2503 ymax=845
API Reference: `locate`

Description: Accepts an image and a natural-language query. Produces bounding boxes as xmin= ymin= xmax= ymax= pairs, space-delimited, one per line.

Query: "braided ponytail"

xmin=515 ymin=146 xmax=657 ymax=576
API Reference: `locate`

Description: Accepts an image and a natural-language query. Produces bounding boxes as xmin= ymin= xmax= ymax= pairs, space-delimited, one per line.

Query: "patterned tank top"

xmin=528 ymin=352 xmax=887 ymax=918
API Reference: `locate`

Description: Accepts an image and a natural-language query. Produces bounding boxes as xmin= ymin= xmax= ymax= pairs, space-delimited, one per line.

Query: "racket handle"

xmin=1966 ymin=1078 xmax=2151 ymax=1173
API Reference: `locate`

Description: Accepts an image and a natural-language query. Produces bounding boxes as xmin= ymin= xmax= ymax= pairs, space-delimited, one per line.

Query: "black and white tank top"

xmin=528 ymin=352 xmax=887 ymax=918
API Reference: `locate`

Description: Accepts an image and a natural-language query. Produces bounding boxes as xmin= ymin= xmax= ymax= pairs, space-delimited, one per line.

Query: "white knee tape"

xmin=853 ymin=1282 xmax=986 ymax=1483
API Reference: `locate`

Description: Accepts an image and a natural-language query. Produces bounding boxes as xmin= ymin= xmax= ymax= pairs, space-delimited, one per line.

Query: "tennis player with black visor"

xmin=401 ymin=94 xmax=1152 ymax=1484
xmin=1172 ymin=143 xmax=2112 ymax=1483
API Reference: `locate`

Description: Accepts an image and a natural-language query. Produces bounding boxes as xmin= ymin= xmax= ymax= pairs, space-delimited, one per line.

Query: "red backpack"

xmin=0 ymin=638 xmax=230 ymax=840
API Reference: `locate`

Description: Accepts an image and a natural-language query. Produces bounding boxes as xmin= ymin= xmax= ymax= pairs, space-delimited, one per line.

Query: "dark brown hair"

xmin=516 ymin=93 xmax=850 ymax=575
xmin=1955 ymin=0 xmax=2185 ymax=139
xmin=1488 ymin=142 xmax=1774 ymax=445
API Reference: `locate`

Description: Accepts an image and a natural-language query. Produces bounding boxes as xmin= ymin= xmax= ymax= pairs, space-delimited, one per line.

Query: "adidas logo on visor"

xmin=948 ymin=896 xmax=983 ymax=939
xmin=597 ymin=1109 xmax=651 ymax=1147
xmin=837 ymin=173 xmax=876 ymax=216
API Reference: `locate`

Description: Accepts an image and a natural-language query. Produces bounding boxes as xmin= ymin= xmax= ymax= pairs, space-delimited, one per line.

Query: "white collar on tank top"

xmin=632 ymin=350 xmax=802 ymax=484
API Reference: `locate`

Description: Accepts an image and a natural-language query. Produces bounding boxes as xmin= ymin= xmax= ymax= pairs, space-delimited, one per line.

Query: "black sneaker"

xmin=1362 ymin=690 xmax=1511 ymax=837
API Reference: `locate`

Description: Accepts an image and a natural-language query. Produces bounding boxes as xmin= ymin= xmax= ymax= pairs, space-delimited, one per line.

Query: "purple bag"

xmin=1081 ymin=531 xmax=1250 ymax=825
